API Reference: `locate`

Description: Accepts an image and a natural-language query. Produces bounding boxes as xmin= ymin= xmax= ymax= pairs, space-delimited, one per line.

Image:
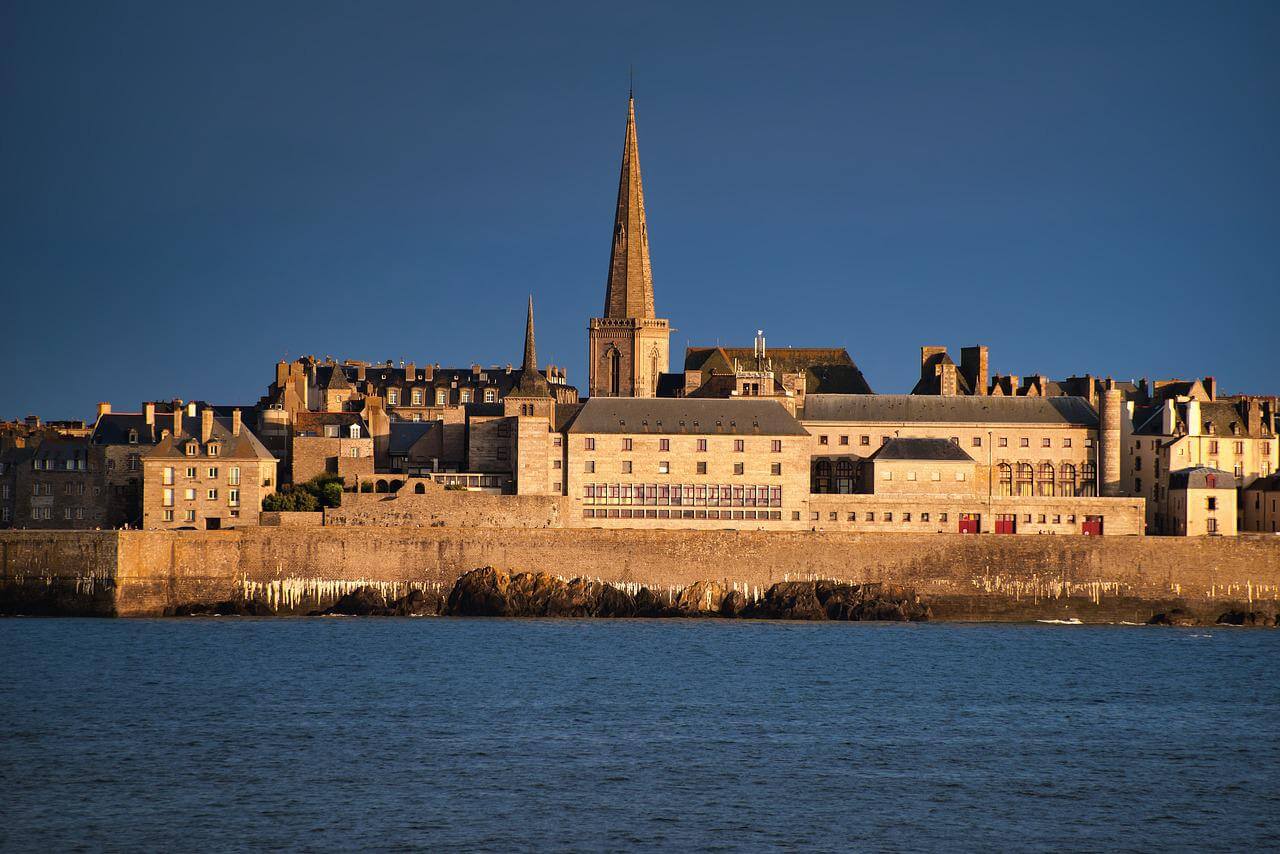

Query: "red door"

xmin=995 ymin=514 xmax=1017 ymax=535
xmin=958 ymin=513 xmax=980 ymax=534
xmin=1082 ymin=515 xmax=1103 ymax=536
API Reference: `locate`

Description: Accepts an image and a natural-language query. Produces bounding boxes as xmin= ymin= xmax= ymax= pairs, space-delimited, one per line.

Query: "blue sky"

xmin=2 ymin=0 xmax=1277 ymax=418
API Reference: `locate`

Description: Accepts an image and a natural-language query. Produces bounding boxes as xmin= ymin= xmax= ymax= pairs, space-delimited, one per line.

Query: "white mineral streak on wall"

xmin=1205 ymin=581 xmax=1276 ymax=601
xmin=239 ymin=577 xmax=443 ymax=610
xmin=971 ymin=574 xmax=1129 ymax=603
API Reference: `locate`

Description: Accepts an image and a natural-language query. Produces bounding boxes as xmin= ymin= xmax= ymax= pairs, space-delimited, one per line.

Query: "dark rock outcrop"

xmin=1147 ymin=608 xmax=1200 ymax=626
xmin=815 ymin=582 xmax=932 ymax=622
xmin=720 ymin=589 xmax=749 ymax=617
xmin=745 ymin=582 xmax=827 ymax=620
xmin=634 ymin=586 xmax=675 ymax=618
xmin=390 ymin=588 xmax=444 ymax=617
xmin=325 ymin=586 xmax=390 ymax=616
xmin=446 ymin=567 xmax=641 ymax=617
xmin=172 ymin=599 xmax=276 ymax=617
xmin=447 ymin=567 xmax=514 ymax=616
xmin=1215 ymin=610 xmax=1275 ymax=627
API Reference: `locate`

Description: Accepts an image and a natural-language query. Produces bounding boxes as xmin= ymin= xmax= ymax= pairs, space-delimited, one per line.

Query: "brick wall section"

xmin=3 ymin=529 xmax=1279 ymax=619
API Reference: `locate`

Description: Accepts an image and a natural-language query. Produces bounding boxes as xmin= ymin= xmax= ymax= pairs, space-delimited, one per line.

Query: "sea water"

xmin=1 ymin=619 xmax=1277 ymax=852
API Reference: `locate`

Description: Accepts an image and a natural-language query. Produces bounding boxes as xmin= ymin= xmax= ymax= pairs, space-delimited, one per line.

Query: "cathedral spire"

xmin=522 ymin=294 xmax=537 ymax=372
xmin=603 ymin=92 xmax=656 ymax=320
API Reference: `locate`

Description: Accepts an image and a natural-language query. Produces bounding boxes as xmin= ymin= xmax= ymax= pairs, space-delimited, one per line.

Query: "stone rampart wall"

xmin=324 ymin=491 xmax=566 ymax=529
xmin=3 ymin=528 xmax=1279 ymax=621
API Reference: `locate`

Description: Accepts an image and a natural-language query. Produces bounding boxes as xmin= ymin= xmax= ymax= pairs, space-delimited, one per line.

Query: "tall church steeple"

xmin=603 ymin=94 xmax=656 ymax=320
xmin=588 ymin=91 xmax=671 ymax=399
xmin=514 ymin=295 xmax=551 ymax=398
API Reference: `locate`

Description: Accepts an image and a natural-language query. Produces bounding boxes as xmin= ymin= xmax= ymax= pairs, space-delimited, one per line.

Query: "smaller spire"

xmin=513 ymin=295 xmax=551 ymax=398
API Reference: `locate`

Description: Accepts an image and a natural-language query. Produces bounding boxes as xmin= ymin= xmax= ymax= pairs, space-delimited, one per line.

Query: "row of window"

xmin=818 ymin=434 xmax=1086 ymax=450
xmin=883 ymin=470 xmax=966 ymax=482
xmin=161 ymin=488 xmax=240 ymax=506
xmin=388 ymin=388 xmax=497 ymax=406
xmin=583 ymin=438 xmax=785 ymax=453
xmin=183 ymin=442 xmax=221 ymax=457
xmin=583 ymin=484 xmax=783 ymax=507
xmin=161 ymin=466 xmax=241 ymax=486
xmin=812 ymin=510 xmax=1085 ymax=524
xmin=585 ymin=508 xmax=783 ymax=521
xmin=31 ymin=458 xmax=86 ymax=471
xmin=584 ymin=460 xmax=783 ymax=476
xmin=160 ymin=509 xmax=239 ymax=523
xmin=1139 ymin=439 xmax=1272 ymax=455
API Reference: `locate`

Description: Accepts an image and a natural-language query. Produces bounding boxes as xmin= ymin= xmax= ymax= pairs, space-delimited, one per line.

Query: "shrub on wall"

xmin=262 ymin=474 xmax=344 ymax=512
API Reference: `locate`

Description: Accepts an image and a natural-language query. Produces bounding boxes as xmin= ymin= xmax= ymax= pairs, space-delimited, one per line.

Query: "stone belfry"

xmin=588 ymin=92 xmax=671 ymax=398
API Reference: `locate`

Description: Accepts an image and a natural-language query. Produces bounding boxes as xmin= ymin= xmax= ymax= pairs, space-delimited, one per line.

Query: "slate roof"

xmin=1168 ymin=467 xmax=1237 ymax=491
xmin=803 ymin=394 xmax=1099 ymax=426
xmin=150 ymin=416 xmax=274 ymax=460
xmin=684 ymin=346 xmax=873 ymax=395
xmin=388 ymin=421 xmax=437 ymax=455
xmin=1132 ymin=400 xmax=1272 ymax=438
xmin=1246 ymin=474 xmax=1280 ymax=492
xmin=91 ymin=413 xmax=157 ymax=446
xmin=870 ymin=438 xmax=975 ymax=462
xmin=567 ymin=398 xmax=808 ymax=436
xmin=293 ymin=412 xmax=369 ymax=437
xmin=553 ymin=402 xmax=585 ymax=433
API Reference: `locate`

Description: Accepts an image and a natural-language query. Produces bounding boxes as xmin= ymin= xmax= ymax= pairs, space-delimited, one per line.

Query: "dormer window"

xmin=436 ymin=389 xmax=446 ymax=406
xmin=207 ymin=443 xmax=220 ymax=457
xmin=484 ymin=389 xmax=496 ymax=403
xmin=460 ymin=390 xmax=472 ymax=404
xmin=128 ymin=429 xmax=138 ymax=444
xmin=412 ymin=389 xmax=424 ymax=406
xmin=387 ymin=389 xmax=399 ymax=405
xmin=349 ymin=424 xmax=361 ymax=439
xmin=186 ymin=442 xmax=198 ymax=456
xmin=324 ymin=424 xmax=339 ymax=438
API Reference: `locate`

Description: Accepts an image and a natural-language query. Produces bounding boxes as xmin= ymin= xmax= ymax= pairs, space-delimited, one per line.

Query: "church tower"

xmin=588 ymin=92 xmax=670 ymax=398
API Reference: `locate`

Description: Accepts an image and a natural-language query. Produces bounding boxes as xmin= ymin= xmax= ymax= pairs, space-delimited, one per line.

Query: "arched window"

xmin=1015 ymin=463 xmax=1034 ymax=497
xmin=835 ymin=459 xmax=854 ymax=494
xmin=997 ymin=463 xmax=1013 ymax=497
xmin=1080 ymin=462 xmax=1097 ymax=496
xmin=1037 ymin=462 xmax=1055 ymax=496
xmin=813 ymin=459 xmax=832 ymax=494
xmin=1060 ymin=463 xmax=1077 ymax=497
xmin=484 ymin=388 xmax=496 ymax=403
xmin=375 ymin=479 xmax=389 ymax=493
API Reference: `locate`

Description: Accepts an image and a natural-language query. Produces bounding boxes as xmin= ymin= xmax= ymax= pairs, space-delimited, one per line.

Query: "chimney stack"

xmin=232 ymin=408 xmax=242 ymax=437
xmin=172 ymin=406 xmax=182 ymax=438
xmin=96 ymin=402 xmax=112 ymax=419
xmin=959 ymin=346 xmax=989 ymax=396
xmin=201 ymin=407 xmax=214 ymax=444
xmin=1204 ymin=377 xmax=1217 ymax=401
xmin=187 ymin=401 xmax=197 ymax=418
xmin=405 ymin=362 xmax=416 ymax=381
xmin=144 ymin=403 xmax=155 ymax=426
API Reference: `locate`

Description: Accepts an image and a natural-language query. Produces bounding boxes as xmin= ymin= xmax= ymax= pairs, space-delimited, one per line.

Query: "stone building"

xmin=289 ymin=412 xmax=374 ymax=487
xmin=563 ymin=397 xmax=811 ymax=528
xmin=1243 ymin=474 xmax=1280 ymax=534
xmin=0 ymin=439 xmax=101 ymax=529
xmin=1124 ymin=396 xmax=1277 ymax=533
xmin=141 ymin=405 xmax=277 ymax=530
xmin=587 ymin=93 xmax=670 ymax=399
xmin=1166 ymin=467 xmax=1238 ymax=536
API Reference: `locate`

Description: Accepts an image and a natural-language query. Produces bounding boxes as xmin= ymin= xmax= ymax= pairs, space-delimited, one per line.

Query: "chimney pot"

xmin=144 ymin=403 xmax=155 ymax=427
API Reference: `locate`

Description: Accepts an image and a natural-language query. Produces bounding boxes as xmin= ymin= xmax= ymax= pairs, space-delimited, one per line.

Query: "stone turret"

xmin=1099 ymin=379 xmax=1124 ymax=497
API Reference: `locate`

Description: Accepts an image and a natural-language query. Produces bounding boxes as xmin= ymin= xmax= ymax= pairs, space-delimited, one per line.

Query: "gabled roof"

xmin=150 ymin=415 xmax=274 ymax=461
xmin=568 ymin=398 xmax=808 ymax=435
xmin=684 ymin=346 xmax=873 ymax=394
xmin=870 ymin=438 xmax=975 ymax=462
xmin=1168 ymin=466 xmax=1237 ymax=491
xmin=803 ymin=394 xmax=1099 ymax=426
xmin=324 ymin=366 xmax=353 ymax=390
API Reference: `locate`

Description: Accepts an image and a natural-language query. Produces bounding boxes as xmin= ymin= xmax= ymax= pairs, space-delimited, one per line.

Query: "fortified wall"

xmin=2 ymin=526 xmax=1278 ymax=622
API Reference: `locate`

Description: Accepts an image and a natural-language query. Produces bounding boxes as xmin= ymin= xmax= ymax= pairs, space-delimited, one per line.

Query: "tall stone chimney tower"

xmin=1099 ymin=379 xmax=1124 ymax=497
xmin=588 ymin=92 xmax=670 ymax=398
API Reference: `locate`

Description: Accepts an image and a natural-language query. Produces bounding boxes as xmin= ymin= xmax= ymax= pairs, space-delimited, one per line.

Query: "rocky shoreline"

xmin=161 ymin=566 xmax=1280 ymax=626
